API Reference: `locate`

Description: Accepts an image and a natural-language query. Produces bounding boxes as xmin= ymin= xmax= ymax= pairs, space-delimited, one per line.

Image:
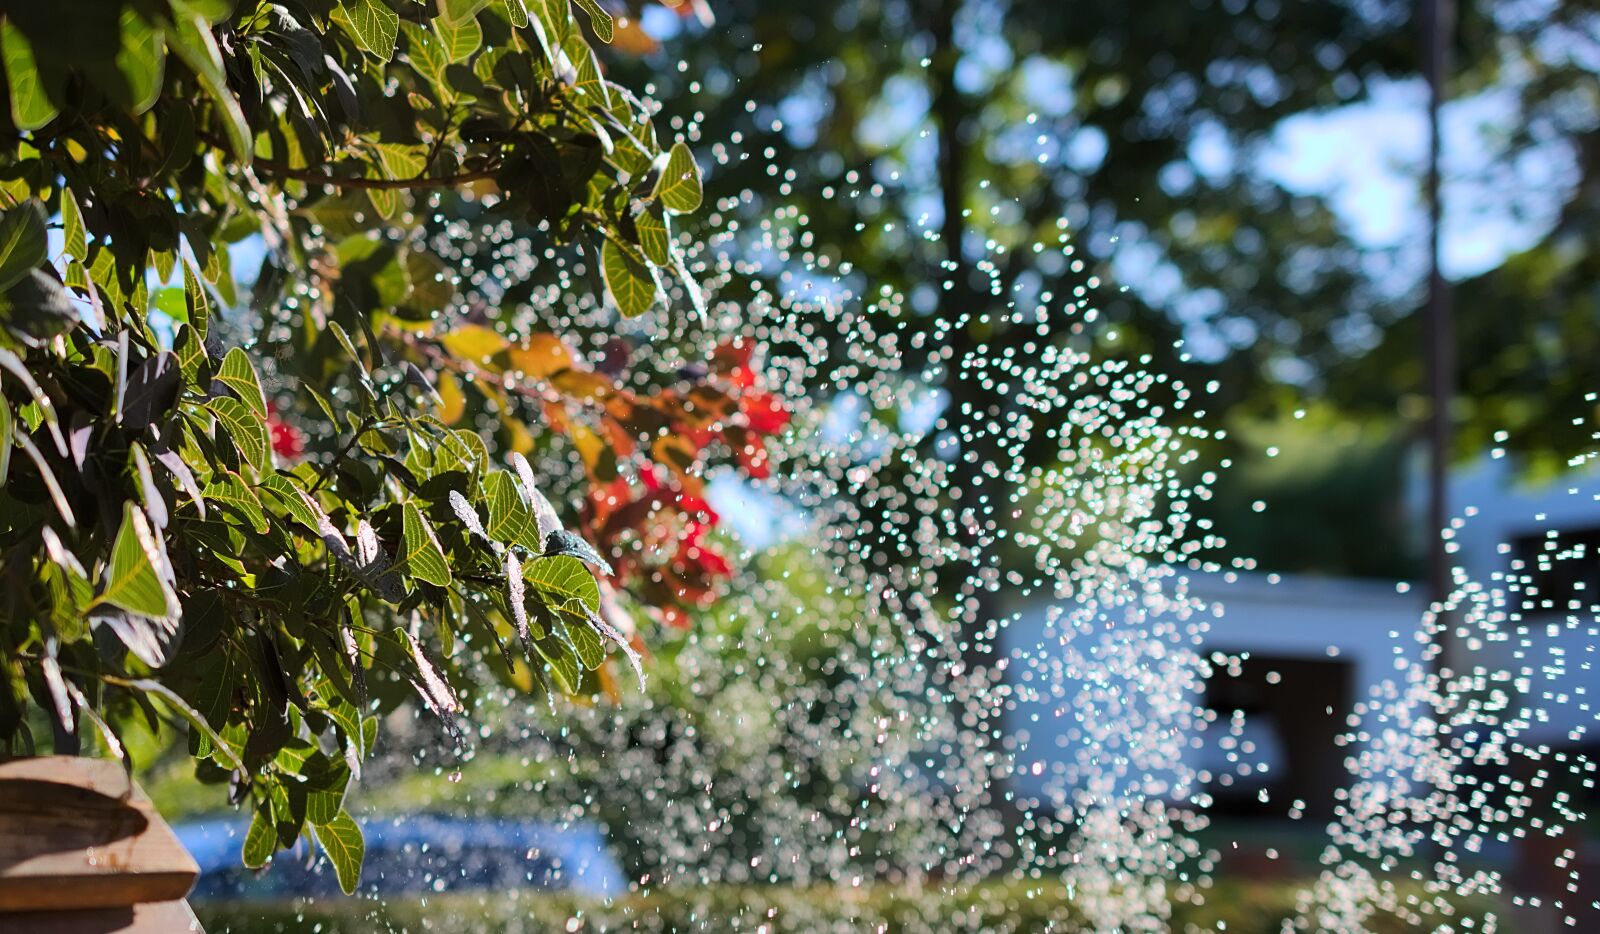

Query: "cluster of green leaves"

xmin=0 ymin=0 xmax=702 ymax=894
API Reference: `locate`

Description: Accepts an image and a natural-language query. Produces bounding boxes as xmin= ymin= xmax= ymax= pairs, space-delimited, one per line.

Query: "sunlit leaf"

xmin=203 ymin=471 xmax=269 ymax=534
xmin=524 ymin=555 xmax=600 ymax=614
xmin=164 ymin=1 xmax=251 ymax=161
xmin=652 ymin=141 xmax=702 ymax=214
xmin=572 ymin=0 xmax=614 ymax=42
xmin=338 ymin=0 xmax=399 ymax=61
xmin=433 ymin=14 xmax=482 ymax=63
xmin=401 ymin=502 xmax=451 ymax=586
xmin=601 ymin=238 xmax=658 ymax=318
xmin=90 ymin=502 xmax=181 ymax=622
xmin=312 ymin=811 xmax=364 ymax=895
xmin=206 ymin=397 xmax=270 ymax=473
xmin=441 ymin=323 xmax=508 ymax=362
xmin=0 ymin=23 xmax=56 ymax=130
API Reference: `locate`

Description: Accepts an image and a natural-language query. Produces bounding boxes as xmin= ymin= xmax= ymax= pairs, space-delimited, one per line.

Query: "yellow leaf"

xmin=506 ymin=418 xmax=534 ymax=455
xmin=440 ymin=324 xmax=508 ymax=364
xmin=508 ymin=332 xmax=577 ymax=378
xmin=437 ymin=370 xmax=466 ymax=425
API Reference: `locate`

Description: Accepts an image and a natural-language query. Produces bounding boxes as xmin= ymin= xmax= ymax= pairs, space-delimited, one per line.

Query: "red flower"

xmin=741 ymin=391 xmax=789 ymax=435
xmin=735 ymin=435 xmax=771 ymax=480
xmin=269 ymin=416 xmax=305 ymax=459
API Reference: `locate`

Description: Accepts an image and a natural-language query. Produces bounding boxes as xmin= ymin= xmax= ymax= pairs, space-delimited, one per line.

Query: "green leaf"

xmin=374 ymin=142 xmax=425 ymax=181
xmin=303 ymin=759 xmax=350 ymax=826
xmin=653 ymin=141 xmax=702 ymax=214
xmin=206 ymin=397 xmax=270 ymax=473
xmin=636 ymin=207 xmax=670 ymax=266
xmin=524 ymin=555 xmax=599 ymax=613
xmin=61 ymin=189 xmax=87 ymax=262
xmin=242 ymin=805 xmax=275 ymax=868
xmin=165 ymin=2 xmax=251 ymax=162
xmin=115 ymin=8 xmax=167 ymax=115
xmin=216 ymin=347 xmax=267 ymax=417
xmin=90 ymin=502 xmax=181 ymax=621
xmin=258 ymin=474 xmax=320 ymax=534
xmin=401 ymin=503 xmax=451 ymax=586
xmin=0 ymin=401 xmax=10 ymax=486
xmin=191 ymin=644 xmax=237 ymax=757
xmin=0 ymin=199 xmax=47 ymax=293
xmin=0 ymin=22 xmax=57 ymax=130
xmin=183 ymin=259 xmax=211 ymax=341
xmin=203 ymin=471 xmax=269 ymax=534
xmin=433 ymin=14 xmax=482 ymax=63
xmin=557 ymin=612 xmax=605 ymax=670
xmin=502 ymin=0 xmax=530 ymax=28
xmin=532 ymin=621 xmax=581 ymax=693
xmin=174 ymin=323 xmax=208 ymax=384
xmin=437 ymin=0 xmax=491 ymax=27
xmin=571 ymin=0 xmax=614 ymax=42
xmin=601 ymin=239 xmax=658 ymax=318
xmin=483 ymin=471 xmax=536 ymax=548
xmin=338 ymin=0 xmax=399 ymax=61
xmin=313 ymin=811 xmax=364 ymax=895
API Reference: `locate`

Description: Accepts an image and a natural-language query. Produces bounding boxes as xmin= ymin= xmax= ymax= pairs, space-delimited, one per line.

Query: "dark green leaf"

xmin=164 ymin=2 xmax=251 ymax=160
xmin=542 ymin=528 xmax=613 ymax=576
xmin=127 ymin=678 xmax=243 ymax=770
xmin=0 ymin=199 xmax=47 ymax=292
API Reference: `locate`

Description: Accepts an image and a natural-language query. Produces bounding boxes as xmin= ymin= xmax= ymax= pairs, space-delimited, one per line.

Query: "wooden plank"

xmin=0 ymin=899 xmax=203 ymax=933
xmin=0 ymin=757 xmax=199 ymax=913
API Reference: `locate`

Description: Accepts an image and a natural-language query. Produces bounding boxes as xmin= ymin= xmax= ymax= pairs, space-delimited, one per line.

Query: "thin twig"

xmin=198 ymin=130 xmax=503 ymax=191
xmin=253 ymin=155 xmax=503 ymax=191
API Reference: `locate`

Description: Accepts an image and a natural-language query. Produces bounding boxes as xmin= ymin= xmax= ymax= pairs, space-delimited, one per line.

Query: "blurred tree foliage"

xmin=617 ymin=0 xmax=1598 ymax=577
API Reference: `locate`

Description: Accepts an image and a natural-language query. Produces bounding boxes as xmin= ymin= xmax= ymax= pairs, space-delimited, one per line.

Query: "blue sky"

xmin=1259 ymin=76 xmax=1578 ymax=282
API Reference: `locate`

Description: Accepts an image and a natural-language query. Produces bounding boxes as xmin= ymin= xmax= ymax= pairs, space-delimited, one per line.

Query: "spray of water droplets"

xmin=354 ymin=90 xmax=1596 ymax=933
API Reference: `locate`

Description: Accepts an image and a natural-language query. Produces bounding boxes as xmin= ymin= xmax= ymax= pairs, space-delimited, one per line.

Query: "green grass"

xmin=196 ymin=878 xmax=1503 ymax=933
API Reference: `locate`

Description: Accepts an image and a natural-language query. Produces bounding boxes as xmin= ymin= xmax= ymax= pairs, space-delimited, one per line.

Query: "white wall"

xmin=1003 ymin=571 xmax=1423 ymax=806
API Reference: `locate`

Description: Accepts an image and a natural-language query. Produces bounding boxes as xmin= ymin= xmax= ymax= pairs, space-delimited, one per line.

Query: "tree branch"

xmin=248 ymin=153 xmax=502 ymax=191
xmin=197 ymin=132 xmax=503 ymax=191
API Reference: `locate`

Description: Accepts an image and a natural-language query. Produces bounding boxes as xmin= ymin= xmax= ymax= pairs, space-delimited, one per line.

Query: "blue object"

xmin=176 ymin=815 xmax=626 ymax=900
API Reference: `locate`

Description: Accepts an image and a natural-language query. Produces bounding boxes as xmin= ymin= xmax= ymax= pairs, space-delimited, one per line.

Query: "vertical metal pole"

xmin=1423 ymin=0 xmax=1454 ymax=617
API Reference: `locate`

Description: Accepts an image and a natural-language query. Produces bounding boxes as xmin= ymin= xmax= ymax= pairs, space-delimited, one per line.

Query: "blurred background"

xmin=183 ymin=0 xmax=1600 ymax=929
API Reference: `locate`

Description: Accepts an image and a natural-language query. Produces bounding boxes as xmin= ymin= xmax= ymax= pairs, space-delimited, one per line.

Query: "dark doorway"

xmin=1201 ymin=653 xmax=1353 ymax=821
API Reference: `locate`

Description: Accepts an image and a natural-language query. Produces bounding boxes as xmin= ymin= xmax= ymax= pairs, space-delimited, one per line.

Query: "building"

xmin=1003 ymin=455 xmax=1600 ymax=821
